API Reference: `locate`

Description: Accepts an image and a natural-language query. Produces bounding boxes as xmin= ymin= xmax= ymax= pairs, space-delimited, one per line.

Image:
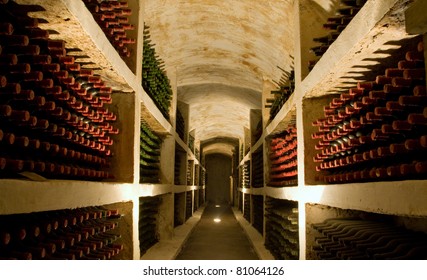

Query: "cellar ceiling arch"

xmin=144 ymin=0 xmax=296 ymax=154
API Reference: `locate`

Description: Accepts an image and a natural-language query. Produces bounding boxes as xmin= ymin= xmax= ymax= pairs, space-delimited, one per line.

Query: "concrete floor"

xmin=175 ymin=203 xmax=259 ymax=260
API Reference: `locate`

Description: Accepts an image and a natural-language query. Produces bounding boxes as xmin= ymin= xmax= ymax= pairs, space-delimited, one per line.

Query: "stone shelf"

xmin=300 ymin=0 xmax=416 ymax=98
xmin=0 ymin=180 xmax=135 ymax=215
xmin=174 ymin=185 xmax=204 ymax=194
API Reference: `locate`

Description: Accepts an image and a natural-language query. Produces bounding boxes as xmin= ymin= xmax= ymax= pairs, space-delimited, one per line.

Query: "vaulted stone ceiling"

xmin=144 ymin=0 xmax=296 ymax=155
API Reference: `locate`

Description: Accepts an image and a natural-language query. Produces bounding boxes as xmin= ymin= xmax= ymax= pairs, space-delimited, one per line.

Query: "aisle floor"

xmin=175 ymin=203 xmax=259 ymax=260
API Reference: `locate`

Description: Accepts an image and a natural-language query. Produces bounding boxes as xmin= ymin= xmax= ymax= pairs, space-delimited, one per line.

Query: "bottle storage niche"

xmin=310 ymin=37 xmax=426 ymax=184
xmin=266 ymin=69 xmax=295 ymax=122
xmin=251 ymin=146 xmax=264 ymax=188
xmin=185 ymin=191 xmax=193 ymax=221
xmin=252 ymin=195 xmax=264 ymax=235
xmin=195 ymin=147 xmax=200 ymax=161
xmin=250 ymin=109 xmax=263 ymax=145
xmin=174 ymin=155 xmax=180 ymax=185
xmin=173 ymin=192 xmax=185 ymax=227
xmin=0 ymin=0 xmax=126 ymax=181
xmin=243 ymin=193 xmax=251 ymax=223
xmin=243 ymin=127 xmax=251 ymax=156
xmin=174 ymin=145 xmax=186 ymax=185
xmin=142 ymin=24 xmax=172 ymax=120
xmin=139 ymin=120 xmax=162 ymax=184
xmin=188 ymin=132 xmax=195 ymax=153
xmin=308 ymin=0 xmax=367 ymax=72
xmin=237 ymin=191 xmax=243 ymax=212
xmin=176 ymin=101 xmax=189 ymax=143
xmin=240 ymin=160 xmax=250 ymax=188
xmin=199 ymin=166 xmax=206 ymax=187
xmin=138 ymin=196 xmax=161 ymax=257
xmin=268 ymin=124 xmax=298 ymax=187
xmin=194 ymin=189 xmax=199 ymax=212
xmin=81 ymin=0 xmax=138 ymax=69
xmin=0 ymin=201 xmax=131 ymax=260
xmin=306 ymin=203 xmax=427 ymax=260
xmin=199 ymin=186 xmax=205 ymax=206
xmin=194 ymin=164 xmax=200 ymax=187
xmin=175 ymin=107 xmax=185 ymax=141
xmin=264 ymin=197 xmax=299 ymax=260
xmin=186 ymin=159 xmax=194 ymax=186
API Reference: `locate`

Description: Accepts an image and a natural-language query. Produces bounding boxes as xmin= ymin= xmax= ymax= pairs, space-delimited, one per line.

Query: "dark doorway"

xmin=205 ymin=154 xmax=232 ymax=204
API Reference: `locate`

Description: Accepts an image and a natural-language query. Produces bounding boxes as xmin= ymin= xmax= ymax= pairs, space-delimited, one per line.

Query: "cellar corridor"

xmin=1 ymin=0 xmax=427 ymax=262
xmin=175 ymin=204 xmax=259 ymax=260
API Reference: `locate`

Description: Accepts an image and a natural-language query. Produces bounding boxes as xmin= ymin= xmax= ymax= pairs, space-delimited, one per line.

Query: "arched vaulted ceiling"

xmin=144 ymin=0 xmax=296 ymax=155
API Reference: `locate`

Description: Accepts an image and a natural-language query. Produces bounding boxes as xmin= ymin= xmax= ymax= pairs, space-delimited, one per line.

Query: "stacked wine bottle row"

xmin=139 ymin=121 xmax=161 ymax=184
xmin=198 ymin=187 xmax=205 ymax=205
xmin=268 ymin=125 xmax=298 ymax=187
xmin=312 ymin=40 xmax=427 ymax=184
xmin=200 ymin=168 xmax=206 ymax=187
xmin=186 ymin=160 xmax=193 ymax=185
xmin=142 ymin=25 xmax=172 ymax=120
xmin=0 ymin=1 xmax=119 ymax=180
xmin=0 ymin=206 xmax=124 ymax=260
xmin=251 ymin=149 xmax=264 ymax=188
xmin=253 ymin=120 xmax=263 ymax=144
xmin=266 ymin=70 xmax=295 ymax=121
xmin=252 ymin=195 xmax=264 ymax=235
xmin=194 ymin=164 xmax=200 ymax=187
xmin=241 ymin=160 xmax=250 ymax=188
xmin=176 ymin=108 xmax=185 ymax=141
xmin=174 ymin=194 xmax=184 ymax=227
xmin=264 ymin=198 xmax=299 ymax=260
xmin=188 ymin=134 xmax=195 ymax=153
xmin=311 ymin=218 xmax=427 ymax=260
xmin=82 ymin=0 xmax=135 ymax=58
xmin=309 ymin=0 xmax=367 ymax=71
xmin=195 ymin=148 xmax=200 ymax=161
xmin=243 ymin=193 xmax=251 ymax=223
xmin=185 ymin=191 xmax=192 ymax=221
xmin=138 ymin=196 xmax=160 ymax=256
xmin=174 ymin=153 xmax=181 ymax=185
xmin=193 ymin=190 xmax=199 ymax=212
